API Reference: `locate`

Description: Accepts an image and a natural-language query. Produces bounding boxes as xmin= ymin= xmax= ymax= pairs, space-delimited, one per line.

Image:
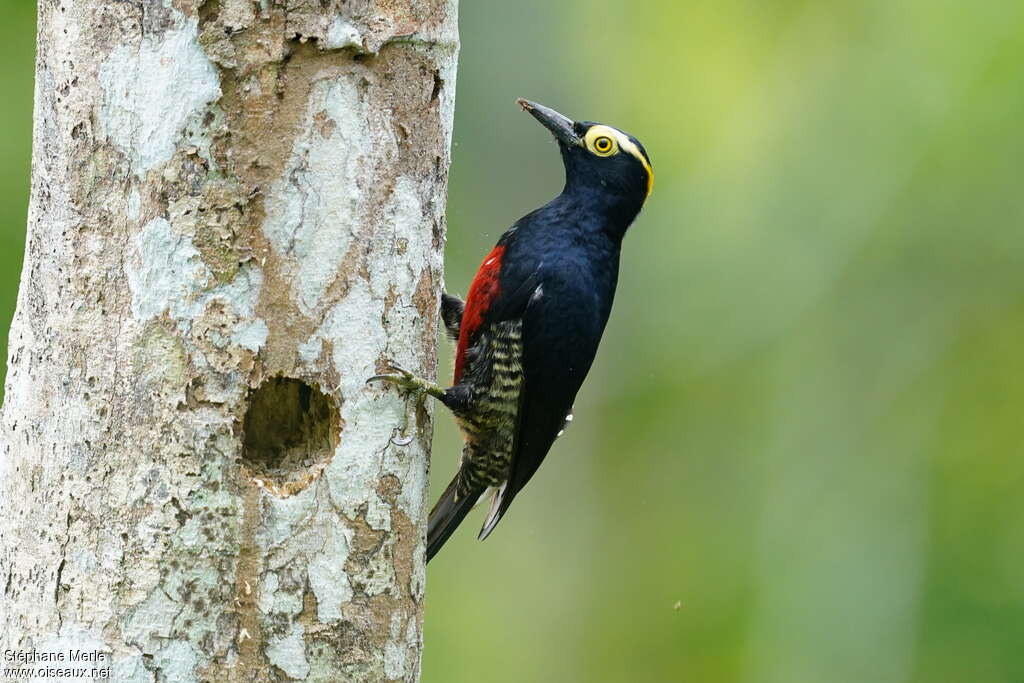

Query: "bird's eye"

xmin=584 ymin=126 xmax=622 ymax=157
xmin=592 ymin=136 xmax=615 ymax=156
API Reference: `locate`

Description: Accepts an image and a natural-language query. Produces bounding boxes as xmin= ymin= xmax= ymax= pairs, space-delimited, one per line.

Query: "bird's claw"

xmin=389 ymin=430 xmax=415 ymax=447
xmin=367 ymin=361 xmax=427 ymax=447
xmin=367 ymin=362 xmax=422 ymax=394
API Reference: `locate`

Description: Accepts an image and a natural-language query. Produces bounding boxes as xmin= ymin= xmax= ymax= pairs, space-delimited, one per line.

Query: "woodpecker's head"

xmin=517 ymin=98 xmax=653 ymax=215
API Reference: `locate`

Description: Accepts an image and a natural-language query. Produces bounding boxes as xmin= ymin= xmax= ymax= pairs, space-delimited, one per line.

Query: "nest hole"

xmin=241 ymin=377 xmax=339 ymax=491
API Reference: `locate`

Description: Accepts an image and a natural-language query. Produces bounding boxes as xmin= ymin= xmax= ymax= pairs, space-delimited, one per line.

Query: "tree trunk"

xmin=0 ymin=1 xmax=457 ymax=680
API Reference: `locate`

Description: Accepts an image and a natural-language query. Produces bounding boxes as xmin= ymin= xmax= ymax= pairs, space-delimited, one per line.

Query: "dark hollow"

xmin=241 ymin=376 xmax=339 ymax=479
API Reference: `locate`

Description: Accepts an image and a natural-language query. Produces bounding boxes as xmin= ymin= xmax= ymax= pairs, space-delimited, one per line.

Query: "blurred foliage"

xmin=3 ymin=1 xmax=1024 ymax=681
xmin=0 ymin=1 xmax=34 ymax=385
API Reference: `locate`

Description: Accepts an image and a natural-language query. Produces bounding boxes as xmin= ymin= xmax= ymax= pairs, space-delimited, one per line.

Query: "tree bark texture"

xmin=0 ymin=1 xmax=458 ymax=680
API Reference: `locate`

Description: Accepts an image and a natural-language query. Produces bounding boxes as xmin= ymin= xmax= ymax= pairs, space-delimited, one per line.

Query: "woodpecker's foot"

xmin=367 ymin=363 xmax=445 ymax=446
xmin=367 ymin=363 xmax=446 ymax=401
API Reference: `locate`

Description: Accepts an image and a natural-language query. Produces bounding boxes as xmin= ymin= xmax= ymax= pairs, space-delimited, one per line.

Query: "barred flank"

xmin=455 ymin=320 xmax=523 ymax=497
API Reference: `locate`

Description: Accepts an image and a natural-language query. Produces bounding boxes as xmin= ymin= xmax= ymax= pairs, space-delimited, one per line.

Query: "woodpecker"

xmin=370 ymin=99 xmax=653 ymax=562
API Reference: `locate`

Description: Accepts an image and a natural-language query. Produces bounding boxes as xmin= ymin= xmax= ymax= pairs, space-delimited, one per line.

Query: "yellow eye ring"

xmin=584 ymin=126 xmax=622 ymax=157
xmin=592 ymin=135 xmax=615 ymax=156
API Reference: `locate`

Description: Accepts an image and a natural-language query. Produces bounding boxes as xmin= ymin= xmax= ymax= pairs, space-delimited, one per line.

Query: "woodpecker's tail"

xmin=426 ymin=475 xmax=478 ymax=562
xmin=440 ymin=292 xmax=464 ymax=341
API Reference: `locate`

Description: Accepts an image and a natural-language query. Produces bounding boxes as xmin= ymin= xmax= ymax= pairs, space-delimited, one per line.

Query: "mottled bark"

xmin=0 ymin=1 xmax=458 ymax=680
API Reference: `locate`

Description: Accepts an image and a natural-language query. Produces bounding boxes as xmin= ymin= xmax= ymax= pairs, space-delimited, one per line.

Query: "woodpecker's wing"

xmin=453 ymin=238 xmax=542 ymax=385
xmin=478 ymin=279 xmax=582 ymax=540
xmin=426 ymin=250 xmax=542 ymax=560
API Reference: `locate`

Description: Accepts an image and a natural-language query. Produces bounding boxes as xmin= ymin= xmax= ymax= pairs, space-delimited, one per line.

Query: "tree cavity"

xmin=241 ymin=376 xmax=339 ymax=493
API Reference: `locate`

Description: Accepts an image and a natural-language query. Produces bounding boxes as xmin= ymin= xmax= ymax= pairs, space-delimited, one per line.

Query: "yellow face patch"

xmin=583 ymin=124 xmax=654 ymax=199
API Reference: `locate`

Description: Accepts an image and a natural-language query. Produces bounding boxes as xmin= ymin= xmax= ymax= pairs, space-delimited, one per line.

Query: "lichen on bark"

xmin=0 ymin=1 xmax=458 ymax=681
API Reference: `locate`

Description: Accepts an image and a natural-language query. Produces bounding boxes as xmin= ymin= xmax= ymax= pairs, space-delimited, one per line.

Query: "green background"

xmin=3 ymin=2 xmax=1024 ymax=682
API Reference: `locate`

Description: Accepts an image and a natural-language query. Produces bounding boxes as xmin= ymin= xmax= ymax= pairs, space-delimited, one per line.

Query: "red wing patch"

xmin=454 ymin=245 xmax=505 ymax=383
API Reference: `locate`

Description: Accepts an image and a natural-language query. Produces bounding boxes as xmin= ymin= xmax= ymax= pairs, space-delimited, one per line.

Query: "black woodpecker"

xmin=370 ymin=99 xmax=653 ymax=562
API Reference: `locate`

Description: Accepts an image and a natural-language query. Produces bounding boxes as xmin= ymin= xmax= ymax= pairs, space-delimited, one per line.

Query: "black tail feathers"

xmin=440 ymin=292 xmax=464 ymax=341
xmin=426 ymin=475 xmax=478 ymax=562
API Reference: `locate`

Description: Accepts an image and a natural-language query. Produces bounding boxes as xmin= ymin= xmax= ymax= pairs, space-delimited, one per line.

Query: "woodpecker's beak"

xmin=517 ymin=99 xmax=582 ymax=147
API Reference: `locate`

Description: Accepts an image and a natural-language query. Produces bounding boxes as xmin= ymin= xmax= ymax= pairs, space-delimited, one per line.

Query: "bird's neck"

xmin=560 ymin=182 xmax=644 ymax=243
